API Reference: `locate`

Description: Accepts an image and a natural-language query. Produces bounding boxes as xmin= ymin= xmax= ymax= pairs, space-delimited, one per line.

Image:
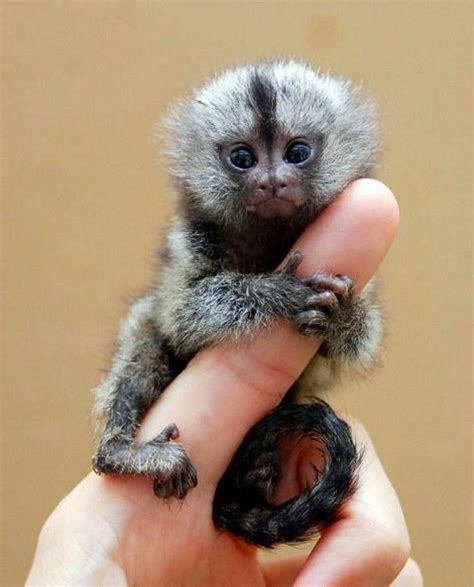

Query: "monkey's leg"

xmin=213 ymin=400 xmax=359 ymax=547
xmin=92 ymin=296 xmax=197 ymax=499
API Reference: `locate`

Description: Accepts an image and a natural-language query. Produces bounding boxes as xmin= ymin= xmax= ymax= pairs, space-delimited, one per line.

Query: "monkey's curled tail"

xmin=213 ymin=400 xmax=360 ymax=548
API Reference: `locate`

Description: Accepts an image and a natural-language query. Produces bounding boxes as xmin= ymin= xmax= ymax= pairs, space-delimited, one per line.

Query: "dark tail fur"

xmin=213 ymin=400 xmax=360 ymax=547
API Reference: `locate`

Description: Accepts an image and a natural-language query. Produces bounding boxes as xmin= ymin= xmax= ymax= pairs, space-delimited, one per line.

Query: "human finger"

xmin=262 ymin=556 xmax=422 ymax=587
xmin=391 ymin=559 xmax=423 ymax=586
xmin=137 ymin=179 xmax=399 ymax=487
xmin=262 ymin=554 xmax=307 ymax=587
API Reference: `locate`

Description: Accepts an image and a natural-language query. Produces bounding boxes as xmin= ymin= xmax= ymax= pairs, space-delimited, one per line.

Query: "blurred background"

xmin=2 ymin=2 xmax=472 ymax=585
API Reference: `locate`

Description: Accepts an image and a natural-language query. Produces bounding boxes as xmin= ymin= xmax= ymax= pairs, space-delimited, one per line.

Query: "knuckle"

xmin=37 ymin=499 xmax=68 ymax=545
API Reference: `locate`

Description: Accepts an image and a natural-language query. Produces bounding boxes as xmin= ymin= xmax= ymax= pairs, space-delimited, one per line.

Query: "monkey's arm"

xmin=158 ymin=258 xmax=308 ymax=355
xmin=159 ymin=226 xmax=381 ymax=371
xmin=156 ymin=223 xmax=314 ymax=350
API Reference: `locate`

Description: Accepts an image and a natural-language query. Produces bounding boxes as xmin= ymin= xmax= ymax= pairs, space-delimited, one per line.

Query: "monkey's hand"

xmin=284 ymin=251 xmax=381 ymax=367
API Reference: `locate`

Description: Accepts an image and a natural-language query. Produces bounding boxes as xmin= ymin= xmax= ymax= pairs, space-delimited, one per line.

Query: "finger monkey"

xmin=92 ymin=61 xmax=382 ymax=547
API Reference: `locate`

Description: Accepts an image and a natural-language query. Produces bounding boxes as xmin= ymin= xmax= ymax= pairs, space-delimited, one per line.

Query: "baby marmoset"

xmin=92 ymin=61 xmax=382 ymax=547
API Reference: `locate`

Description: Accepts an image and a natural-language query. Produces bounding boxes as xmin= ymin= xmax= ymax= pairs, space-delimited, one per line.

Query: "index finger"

xmin=137 ymin=179 xmax=399 ymax=488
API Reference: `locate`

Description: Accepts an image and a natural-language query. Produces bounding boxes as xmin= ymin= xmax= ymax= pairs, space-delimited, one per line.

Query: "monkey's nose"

xmin=274 ymin=172 xmax=297 ymax=197
xmin=256 ymin=179 xmax=272 ymax=194
xmin=256 ymin=174 xmax=296 ymax=197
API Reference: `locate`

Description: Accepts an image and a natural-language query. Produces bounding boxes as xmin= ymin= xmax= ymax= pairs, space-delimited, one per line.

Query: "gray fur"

xmin=164 ymin=61 xmax=379 ymax=231
xmin=92 ymin=60 xmax=382 ymax=546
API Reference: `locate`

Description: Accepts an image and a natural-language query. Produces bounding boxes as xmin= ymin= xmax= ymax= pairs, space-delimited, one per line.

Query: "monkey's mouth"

xmin=245 ymin=194 xmax=307 ymax=219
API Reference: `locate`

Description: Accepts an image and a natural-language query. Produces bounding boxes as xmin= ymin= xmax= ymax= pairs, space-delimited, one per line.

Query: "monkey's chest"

xmin=222 ymin=238 xmax=290 ymax=274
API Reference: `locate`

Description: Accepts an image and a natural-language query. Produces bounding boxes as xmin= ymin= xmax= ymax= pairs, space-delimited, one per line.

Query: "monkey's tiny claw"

xmin=303 ymin=274 xmax=353 ymax=298
xmin=281 ymin=250 xmax=303 ymax=275
xmin=157 ymin=423 xmax=180 ymax=441
xmin=295 ymin=309 xmax=327 ymax=328
xmin=307 ymin=291 xmax=339 ymax=312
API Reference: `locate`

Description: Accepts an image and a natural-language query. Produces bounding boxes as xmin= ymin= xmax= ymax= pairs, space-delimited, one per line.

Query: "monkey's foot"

xmin=295 ymin=273 xmax=356 ymax=340
xmin=92 ymin=423 xmax=198 ymax=499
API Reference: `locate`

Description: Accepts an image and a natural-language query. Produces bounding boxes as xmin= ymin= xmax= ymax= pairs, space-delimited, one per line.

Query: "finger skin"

xmin=263 ymin=554 xmax=308 ymax=587
xmin=137 ymin=179 xmax=399 ymax=487
xmin=262 ymin=557 xmax=422 ymax=587
xmin=391 ymin=559 xmax=423 ymax=586
xmin=280 ymin=178 xmax=399 ymax=289
xmin=294 ymin=419 xmax=411 ymax=587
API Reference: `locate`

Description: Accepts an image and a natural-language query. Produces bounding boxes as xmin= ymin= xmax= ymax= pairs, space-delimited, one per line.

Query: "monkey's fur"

xmin=92 ymin=61 xmax=382 ymax=547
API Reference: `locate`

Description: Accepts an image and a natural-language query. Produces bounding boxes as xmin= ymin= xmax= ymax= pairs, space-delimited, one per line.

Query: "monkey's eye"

xmin=284 ymin=142 xmax=312 ymax=165
xmin=229 ymin=147 xmax=257 ymax=170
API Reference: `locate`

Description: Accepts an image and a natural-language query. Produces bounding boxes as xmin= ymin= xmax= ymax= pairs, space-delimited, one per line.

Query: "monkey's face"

xmin=164 ymin=61 xmax=379 ymax=230
xmin=220 ymin=133 xmax=323 ymax=220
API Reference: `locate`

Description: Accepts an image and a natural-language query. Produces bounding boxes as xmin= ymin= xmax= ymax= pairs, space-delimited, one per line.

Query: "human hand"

xmin=27 ymin=180 xmax=422 ymax=586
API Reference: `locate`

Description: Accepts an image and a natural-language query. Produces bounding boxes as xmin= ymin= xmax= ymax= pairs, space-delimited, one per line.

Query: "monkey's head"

xmin=164 ymin=61 xmax=379 ymax=232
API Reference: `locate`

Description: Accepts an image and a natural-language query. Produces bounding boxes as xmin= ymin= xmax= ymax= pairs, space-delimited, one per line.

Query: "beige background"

xmin=2 ymin=2 xmax=472 ymax=586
